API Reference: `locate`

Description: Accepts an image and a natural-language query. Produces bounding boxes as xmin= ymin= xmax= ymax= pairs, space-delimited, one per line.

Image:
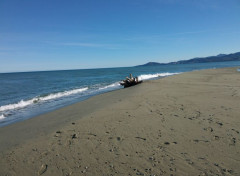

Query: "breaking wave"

xmin=138 ymin=72 xmax=180 ymax=81
xmin=0 ymin=72 xmax=180 ymax=124
xmin=99 ymin=82 xmax=121 ymax=90
xmin=0 ymin=87 xmax=88 ymax=112
xmin=0 ymin=114 xmax=5 ymax=120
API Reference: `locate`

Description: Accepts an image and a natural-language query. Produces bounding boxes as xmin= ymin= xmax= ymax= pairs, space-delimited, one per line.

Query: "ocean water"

xmin=1 ymin=61 xmax=240 ymax=127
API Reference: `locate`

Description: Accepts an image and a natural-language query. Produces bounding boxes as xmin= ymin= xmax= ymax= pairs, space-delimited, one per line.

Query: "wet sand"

xmin=0 ymin=67 xmax=240 ymax=176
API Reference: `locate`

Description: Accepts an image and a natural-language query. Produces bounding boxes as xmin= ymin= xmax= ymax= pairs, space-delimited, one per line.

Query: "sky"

xmin=0 ymin=0 xmax=240 ymax=72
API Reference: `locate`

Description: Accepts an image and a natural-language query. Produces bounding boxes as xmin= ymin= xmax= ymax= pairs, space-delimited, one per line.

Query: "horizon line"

xmin=1 ymin=50 xmax=239 ymax=74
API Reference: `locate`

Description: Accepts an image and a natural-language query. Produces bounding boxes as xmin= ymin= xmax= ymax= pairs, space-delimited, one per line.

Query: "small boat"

xmin=120 ymin=74 xmax=142 ymax=88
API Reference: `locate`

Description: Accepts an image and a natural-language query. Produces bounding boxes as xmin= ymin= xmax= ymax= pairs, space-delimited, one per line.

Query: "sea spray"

xmin=138 ymin=72 xmax=180 ymax=81
xmin=98 ymin=73 xmax=178 ymax=90
xmin=0 ymin=87 xmax=88 ymax=112
xmin=98 ymin=82 xmax=121 ymax=90
xmin=0 ymin=114 xmax=5 ymax=120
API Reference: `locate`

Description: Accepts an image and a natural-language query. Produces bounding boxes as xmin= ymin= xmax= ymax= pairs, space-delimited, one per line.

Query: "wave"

xmin=98 ymin=82 xmax=121 ymax=90
xmin=99 ymin=73 xmax=180 ymax=90
xmin=0 ymin=87 xmax=88 ymax=112
xmin=138 ymin=72 xmax=180 ymax=81
xmin=0 ymin=72 xmax=179 ymax=119
xmin=0 ymin=114 xmax=5 ymax=120
xmin=38 ymin=87 xmax=88 ymax=101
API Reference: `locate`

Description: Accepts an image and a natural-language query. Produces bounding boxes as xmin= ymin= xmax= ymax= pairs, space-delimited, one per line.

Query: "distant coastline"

xmin=136 ymin=51 xmax=240 ymax=67
xmin=2 ymin=52 xmax=240 ymax=74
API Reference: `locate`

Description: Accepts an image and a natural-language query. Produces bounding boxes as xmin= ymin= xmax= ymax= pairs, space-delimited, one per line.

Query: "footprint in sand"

xmin=54 ymin=131 xmax=62 ymax=137
xmin=216 ymin=122 xmax=223 ymax=126
xmin=164 ymin=142 xmax=170 ymax=145
xmin=72 ymin=134 xmax=77 ymax=139
xmin=229 ymin=137 xmax=236 ymax=145
xmin=231 ymin=129 xmax=239 ymax=134
xmin=203 ymin=127 xmax=213 ymax=132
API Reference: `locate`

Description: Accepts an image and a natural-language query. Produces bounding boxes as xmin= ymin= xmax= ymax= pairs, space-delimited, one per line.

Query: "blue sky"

xmin=0 ymin=0 xmax=240 ymax=72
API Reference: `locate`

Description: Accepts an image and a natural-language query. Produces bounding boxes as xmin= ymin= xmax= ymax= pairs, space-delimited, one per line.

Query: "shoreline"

xmin=0 ymin=71 xmax=179 ymax=128
xmin=0 ymin=67 xmax=240 ymax=175
xmin=0 ymin=82 xmax=130 ymax=151
xmin=2 ymin=61 xmax=240 ymax=128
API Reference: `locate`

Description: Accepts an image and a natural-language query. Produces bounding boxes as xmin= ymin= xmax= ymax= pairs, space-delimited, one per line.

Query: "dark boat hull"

xmin=120 ymin=80 xmax=142 ymax=88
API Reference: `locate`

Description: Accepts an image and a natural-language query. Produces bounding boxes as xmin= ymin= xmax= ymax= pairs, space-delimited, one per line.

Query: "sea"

xmin=1 ymin=61 xmax=240 ymax=127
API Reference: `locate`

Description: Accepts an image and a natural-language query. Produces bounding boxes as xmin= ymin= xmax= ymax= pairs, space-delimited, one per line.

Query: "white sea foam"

xmin=0 ymin=114 xmax=5 ymax=120
xmin=237 ymin=68 xmax=240 ymax=72
xmin=99 ymin=82 xmax=121 ymax=90
xmin=39 ymin=87 xmax=88 ymax=101
xmin=138 ymin=72 xmax=180 ymax=81
xmin=0 ymin=87 xmax=88 ymax=112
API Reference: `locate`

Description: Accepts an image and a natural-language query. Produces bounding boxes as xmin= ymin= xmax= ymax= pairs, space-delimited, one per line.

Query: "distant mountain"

xmin=137 ymin=52 xmax=240 ymax=67
xmin=138 ymin=62 xmax=165 ymax=66
xmin=216 ymin=54 xmax=227 ymax=57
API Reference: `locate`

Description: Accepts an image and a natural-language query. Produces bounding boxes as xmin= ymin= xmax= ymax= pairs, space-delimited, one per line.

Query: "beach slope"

xmin=0 ymin=68 xmax=240 ymax=175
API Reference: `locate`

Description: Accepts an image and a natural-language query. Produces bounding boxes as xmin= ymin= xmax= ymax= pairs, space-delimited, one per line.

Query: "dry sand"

xmin=0 ymin=67 xmax=240 ymax=176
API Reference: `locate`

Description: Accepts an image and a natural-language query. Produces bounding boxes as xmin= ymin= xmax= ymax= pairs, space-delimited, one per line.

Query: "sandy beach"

xmin=0 ymin=67 xmax=239 ymax=176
